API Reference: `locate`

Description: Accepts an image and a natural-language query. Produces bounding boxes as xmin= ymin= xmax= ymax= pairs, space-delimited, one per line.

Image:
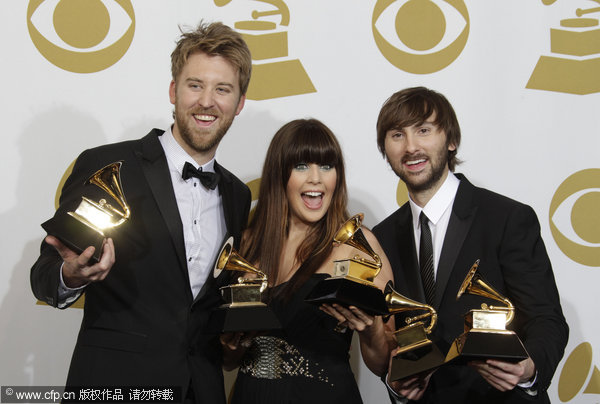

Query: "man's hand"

xmin=46 ymin=235 xmax=115 ymax=288
xmin=389 ymin=370 xmax=434 ymax=401
xmin=469 ymin=357 xmax=536 ymax=392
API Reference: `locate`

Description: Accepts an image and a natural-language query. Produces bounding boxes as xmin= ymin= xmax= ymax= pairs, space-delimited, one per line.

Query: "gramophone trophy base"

xmin=388 ymin=323 xmax=445 ymax=381
xmin=41 ymin=212 xmax=105 ymax=262
xmin=304 ymin=277 xmax=388 ymax=316
xmin=220 ymin=283 xmax=263 ymax=305
xmin=208 ymin=283 xmax=281 ymax=333
xmin=208 ymin=304 xmax=281 ymax=333
xmin=390 ymin=342 xmax=445 ymax=381
xmin=445 ymin=329 xmax=529 ymax=364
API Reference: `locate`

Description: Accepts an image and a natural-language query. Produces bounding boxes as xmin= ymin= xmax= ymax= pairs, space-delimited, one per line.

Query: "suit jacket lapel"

xmin=135 ymin=129 xmax=190 ymax=295
xmin=193 ymin=162 xmax=237 ymax=305
xmin=434 ymin=174 xmax=477 ymax=308
xmin=215 ymin=161 xmax=235 ymax=236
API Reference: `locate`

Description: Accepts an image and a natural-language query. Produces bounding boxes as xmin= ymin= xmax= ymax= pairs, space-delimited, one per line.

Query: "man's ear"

xmin=235 ymin=94 xmax=246 ymax=116
xmin=169 ymin=80 xmax=176 ymax=105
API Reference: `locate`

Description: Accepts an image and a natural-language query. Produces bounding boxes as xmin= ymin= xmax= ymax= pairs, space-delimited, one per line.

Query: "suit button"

xmin=188 ymin=347 xmax=195 ymax=356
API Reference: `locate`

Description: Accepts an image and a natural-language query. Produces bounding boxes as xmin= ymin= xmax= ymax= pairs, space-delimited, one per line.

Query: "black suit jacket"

xmin=373 ymin=174 xmax=568 ymax=404
xmin=31 ymin=129 xmax=251 ymax=403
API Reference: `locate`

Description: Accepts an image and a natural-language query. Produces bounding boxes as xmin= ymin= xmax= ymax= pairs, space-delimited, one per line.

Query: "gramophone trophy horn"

xmin=385 ymin=281 xmax=445 ymax=381
xmin=42 ymin=161 xmax=130 ymax=262
xmin=305 ymin=213 xmax=389 ymax=316
xmin=445 ymin=260 xmax=529 ymax=363
xmin=85 ymin=161 xmax=131 ymax=227
xmin=386 ymin=282 xmax=437 ymax=334
xmin=208 ymin=237 xmax=280 ymax=333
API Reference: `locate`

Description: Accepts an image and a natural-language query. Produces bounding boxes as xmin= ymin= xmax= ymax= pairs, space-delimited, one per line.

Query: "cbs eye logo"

xmin=27 ymin=0 xmax=135 ymax=73
xmin=549 ymin=169 xmax=600 ymax=267
xmin=372 ymin=0 xmax=469 ymax=74
xmin=558 ymin=342 xmax=600 ymax=402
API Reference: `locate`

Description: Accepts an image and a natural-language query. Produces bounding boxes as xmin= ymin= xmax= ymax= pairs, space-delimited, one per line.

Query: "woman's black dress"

xmin=230 ymin=274 xmax=363 ymax=404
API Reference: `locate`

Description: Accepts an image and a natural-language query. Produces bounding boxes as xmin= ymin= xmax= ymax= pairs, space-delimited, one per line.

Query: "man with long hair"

xmin=373 ymin=87 xmax=568 ymax=403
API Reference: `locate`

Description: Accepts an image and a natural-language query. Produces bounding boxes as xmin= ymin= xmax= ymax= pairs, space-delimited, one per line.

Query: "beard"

xmin=174 ymin=106 xmax=235 ymax=154
xmin=391 ymin=147 xmax=449 ymax=193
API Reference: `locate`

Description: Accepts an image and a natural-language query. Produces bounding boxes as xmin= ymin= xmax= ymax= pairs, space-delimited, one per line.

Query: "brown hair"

xmin=241 ymin=119 xmax=349 ymax=299
xmin=376 ymin=87 xmax=461 ymax=171
xmin=170 ymin=21 xmax=252 ymax=95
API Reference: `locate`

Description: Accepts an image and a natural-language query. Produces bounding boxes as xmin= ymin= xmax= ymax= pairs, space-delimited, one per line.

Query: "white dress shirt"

xmin=159 ymin=128 xmax=226 ymax=298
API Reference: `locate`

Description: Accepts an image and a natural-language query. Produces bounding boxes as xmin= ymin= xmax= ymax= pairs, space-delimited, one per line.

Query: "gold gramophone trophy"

xmin=42 ymin=161 xmax=130 ymax=262
xmin=445 ymin=260 xmax=529 ymax=363
xmin=209 ymin=237 xmax=280 ymax=333
xmin=305 ymin=213 xmax=388 ymax=315
xmin=385 ymin=281 xmax=445 ymax=381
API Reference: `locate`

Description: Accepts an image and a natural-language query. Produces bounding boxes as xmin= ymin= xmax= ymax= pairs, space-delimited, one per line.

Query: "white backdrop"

xmin=1 ymin=1 xmax=599 ymax=403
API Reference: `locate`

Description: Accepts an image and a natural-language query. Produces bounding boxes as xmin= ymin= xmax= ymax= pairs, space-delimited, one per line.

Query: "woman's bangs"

xmin=286 ymin=127 xmax=340 ymax=168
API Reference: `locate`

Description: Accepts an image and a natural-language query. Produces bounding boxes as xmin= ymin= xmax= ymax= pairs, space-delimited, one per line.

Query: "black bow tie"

xmin=182 ymin=162 xmax=220 ymax=190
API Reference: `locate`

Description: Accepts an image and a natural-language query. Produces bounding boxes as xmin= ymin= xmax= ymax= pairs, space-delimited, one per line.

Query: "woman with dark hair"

xmin=223 ymin=118 xmax=395 ymax=403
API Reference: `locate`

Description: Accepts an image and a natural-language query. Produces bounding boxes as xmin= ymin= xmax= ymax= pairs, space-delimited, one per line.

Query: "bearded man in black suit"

xmin=30 ymin=21 xmax=252 ymax=404
xmin=373 ymin=87 xmax=568 ymax=403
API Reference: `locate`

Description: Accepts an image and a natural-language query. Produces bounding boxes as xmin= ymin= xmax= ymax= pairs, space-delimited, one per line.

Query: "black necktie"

xmin=419 ymin=211 xmax=436 ymax=305
xmin=182 ymin=162 xmax=220 ymax=190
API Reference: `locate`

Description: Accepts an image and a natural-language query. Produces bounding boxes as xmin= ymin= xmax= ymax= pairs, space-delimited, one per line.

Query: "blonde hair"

xmin=170 ymin=21 xmax=252 ymax=94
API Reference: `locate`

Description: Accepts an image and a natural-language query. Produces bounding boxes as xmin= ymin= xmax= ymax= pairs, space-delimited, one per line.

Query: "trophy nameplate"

xmin=305 ymin=213 xmax=389 ymax=316
xmin=208 ymin=237 xmax=281 ymax=333
xmin=385 ymin=281 xmax=445 ymax=381
xmin=41 ymin=161 xmax=130 ymax=262
xmin=445 ymin=260 xmax=529 ymax=364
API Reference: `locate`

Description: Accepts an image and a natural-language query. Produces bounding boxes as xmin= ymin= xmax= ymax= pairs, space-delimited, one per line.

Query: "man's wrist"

xmin=60 ymin=263 xmax=88 ymax=291
xmin=518 ymin=371 xmax=537 ymax=388
xmin=382 ymin=373 xmax=408 ymax=404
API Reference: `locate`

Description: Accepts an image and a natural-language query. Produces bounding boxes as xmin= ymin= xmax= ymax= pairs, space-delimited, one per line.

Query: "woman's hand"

xmin=220 ymin=331 xmax=256 ymax=371
xmin=320 ymin=303 xmax=375 ymax=333
xmin=320 ymin=303 xmax=394 ymax=376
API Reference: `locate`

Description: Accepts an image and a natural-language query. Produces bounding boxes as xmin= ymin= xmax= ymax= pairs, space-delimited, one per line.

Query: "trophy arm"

xmin=405 ymin=309 xmax=437 ymax=334
xmin=351 ymin=255 xmax=382 ymax=272
xmin=487 ymin=303 xmax=515 ymax=326
xmin=252 ymin=0 xmax=290 ymax=25
xmin=102 ymin=203 xmax=131 ymax=226
xmin=238 ymin=272 xmax=269 ymax=294
xmin=427 ymin=311 xmax=437 ymax=334
xmin=372 ymin=255 xmax=382 ymax=277
xmin=260 ymin=278 xmax=268 ymax=294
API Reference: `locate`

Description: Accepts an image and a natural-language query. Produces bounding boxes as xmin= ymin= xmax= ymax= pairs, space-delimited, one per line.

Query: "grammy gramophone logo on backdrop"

xmin=527 ymin=0 xmax=600 ymax=94
xmin=558 ymin=342 xmax=600 ymax=402
xmin=549 ymin=169 xmax=600 ymax=267
xmin=372 ymin=0 xmax=470 ymax=74
xmin=27 ymin=0 xmax=135 ymax=73
xmin=214 ymin=0 xmax=316 ymax=100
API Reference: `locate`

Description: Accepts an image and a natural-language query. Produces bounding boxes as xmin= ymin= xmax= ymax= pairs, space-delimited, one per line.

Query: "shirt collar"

xmin=409 ymin=171 xmax=460 ymax=230
xmin=161 ymin=126 xmax=216 ymax=177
